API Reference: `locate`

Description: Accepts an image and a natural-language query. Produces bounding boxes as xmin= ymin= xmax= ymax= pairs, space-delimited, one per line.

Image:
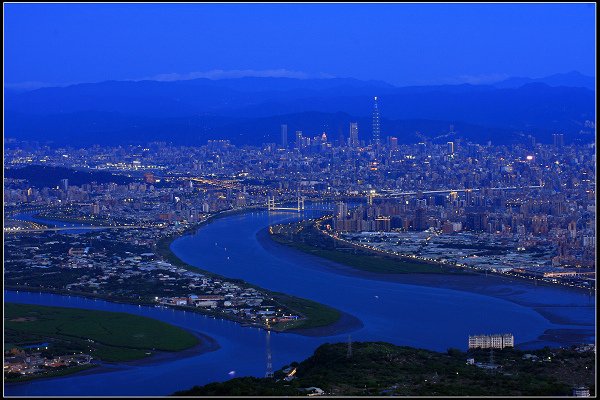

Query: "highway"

xmin=379 ymin=185 xmax=544 ymax=197
xmin=4 ymin=225 xmax=149 ymax=233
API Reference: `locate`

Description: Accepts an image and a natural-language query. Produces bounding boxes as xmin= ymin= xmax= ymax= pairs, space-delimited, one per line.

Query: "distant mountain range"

xmin=493 ymin=71 xmax=595 ymax=90
xmin=4 ymin=72 xmax=595 ymax=147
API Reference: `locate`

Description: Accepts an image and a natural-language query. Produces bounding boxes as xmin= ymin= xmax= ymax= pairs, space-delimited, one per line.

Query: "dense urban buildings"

xmin=5 ymin=125 xmax=596 ymax=290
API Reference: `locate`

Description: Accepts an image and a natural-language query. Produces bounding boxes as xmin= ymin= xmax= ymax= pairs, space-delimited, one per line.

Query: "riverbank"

xmin=259 ymin=226 xmax=595 ymax=337
xmin=5 ymin=364 xmax=99 ymax=384
xmin=4 ymin=327 xmax=220 ymax=386
xmin=285 ymin=310 xmax=363 ymax=337
xmin=32 ymin=213 xmax=113 ymax=226
xmin=4 ymin=285 xmax=156 ymax=306
xmin=316 ymin=218 xmax=595 ymax=292
xmin=270 ymin=217 xmax=594 ymax=294
xmin=5 ymin=303 xmax=200 ymax=360
xmin=101 ymin=329 xmax=220 ymax=367
xmin=269 ymin=219 xmax=469 ymax=275
xmin=5 ymin=302 xmax=215 ymax=384
xmin=9 ymin=206 xmax=350 ymax=337
xmin=155 ymin=207 xmax=350 ymax=334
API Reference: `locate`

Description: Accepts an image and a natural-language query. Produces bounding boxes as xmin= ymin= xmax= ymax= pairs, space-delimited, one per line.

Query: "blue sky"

xmin=4 ymin=2 xmax=596 ymax=89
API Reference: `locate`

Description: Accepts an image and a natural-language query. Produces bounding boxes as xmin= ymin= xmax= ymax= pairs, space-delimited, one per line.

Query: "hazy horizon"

xmin=4 ymin=69 xmax=596 ymax=92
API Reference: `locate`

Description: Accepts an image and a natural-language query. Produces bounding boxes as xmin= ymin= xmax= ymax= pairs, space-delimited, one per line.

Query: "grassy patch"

xmin=5 ymin=303 xmax=199 ymax=362
xmin=270 ymin=220 xmax=468 ymax=275
xmin=268 ymin=293 xmax=341 ymax=332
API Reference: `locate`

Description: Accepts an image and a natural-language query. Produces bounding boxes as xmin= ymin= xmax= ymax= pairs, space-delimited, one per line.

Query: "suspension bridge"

xmin=267 ymin=195 xmax=305 ymax=212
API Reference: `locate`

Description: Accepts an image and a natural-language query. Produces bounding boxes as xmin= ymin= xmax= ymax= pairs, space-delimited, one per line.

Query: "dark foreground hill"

xmin=173 ymin=341 xmax=595 ymax=396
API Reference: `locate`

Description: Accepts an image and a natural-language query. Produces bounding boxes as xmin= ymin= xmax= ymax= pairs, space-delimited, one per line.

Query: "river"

xmin=4 ymin=207 xmax=595 ymax=396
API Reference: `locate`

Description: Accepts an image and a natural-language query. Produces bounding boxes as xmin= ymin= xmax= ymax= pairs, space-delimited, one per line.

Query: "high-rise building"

xmin=372 ymin=97 xmax=380 ymax=146
xmin=281 ymin=124 xmax=288 ymax=148
xmin=375 ymin=216 xmax=391 ymax=232
xmin=335 ymin=201 xmax=348 ymax=218
xmin=447 ymin=141 xmax=454 ymax=155
xmin=295 ymin=131 xmax=303 ymax=149
xmin=568 ymin=220 xmax=577 ymax=239
xmin=389 ymin=136 xmax=398 ymax=150
xmin=468 ymin=334 xmax=514 ymax=349
xmin=414 ymin=207 xmax=428 ymax=231
xmin=553 ymin=133 xmax=564 ymax=148
xmin=60 ymin=178 xmax=69 ymax=192
xmin=349 ymin=122 xmax=359 ymax=146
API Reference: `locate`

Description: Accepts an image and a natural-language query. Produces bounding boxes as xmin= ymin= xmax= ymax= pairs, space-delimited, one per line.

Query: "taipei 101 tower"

xmin=372 ymin=96 xmax=380 ymax=146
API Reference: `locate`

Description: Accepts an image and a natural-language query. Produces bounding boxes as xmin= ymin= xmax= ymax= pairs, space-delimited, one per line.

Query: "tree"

xmin=447 ymin=348 xmax=462 ymax=358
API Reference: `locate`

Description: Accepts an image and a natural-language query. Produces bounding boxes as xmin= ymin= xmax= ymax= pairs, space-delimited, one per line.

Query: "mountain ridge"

xmin=5 ymin=75 xmax=595 ymax=146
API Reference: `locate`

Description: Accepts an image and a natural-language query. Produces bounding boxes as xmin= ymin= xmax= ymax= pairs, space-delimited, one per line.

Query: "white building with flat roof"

xmin=468 ymin=333 xmax=514 ymax=349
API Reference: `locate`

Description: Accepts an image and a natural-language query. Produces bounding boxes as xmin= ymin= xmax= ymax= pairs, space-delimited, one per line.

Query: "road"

xmin=4 ymin=225 xmax=149 ymax=233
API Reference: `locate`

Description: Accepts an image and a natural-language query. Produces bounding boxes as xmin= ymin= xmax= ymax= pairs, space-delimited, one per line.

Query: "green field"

xmin=270 ymin=220 xmax=469 ymax=275
xmin=5 ymin=303 xmax=199 ymax=362
xmin=267 ymin=292 xmax=341 ymax=332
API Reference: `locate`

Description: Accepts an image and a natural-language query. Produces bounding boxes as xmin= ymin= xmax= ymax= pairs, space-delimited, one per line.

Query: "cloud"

xmin=442 ymin=73 xmax=511 ymax=85
xmin=4 ymin=81 xmax=70 ymax=91
xmin=142 ymin=69 xmax=335 ymax=82
xmin=5 ymin=69 xmax=335 ymax=91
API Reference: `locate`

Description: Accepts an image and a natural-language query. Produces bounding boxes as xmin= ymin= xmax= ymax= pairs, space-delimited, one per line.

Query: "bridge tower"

xmin=347 ymin=334 xmax=352 ymax=359
xmin=267 ymin=196 xmax=276 ymax=211
xmin=265 ymin=330 xmax=274 ymax=378
xmin=297 ymin=195 xmax=305 ymax=211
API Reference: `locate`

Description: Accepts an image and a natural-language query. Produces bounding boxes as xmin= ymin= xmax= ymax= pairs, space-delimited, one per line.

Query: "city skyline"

xmin=3 ymin=2 xmax=596 ymax=397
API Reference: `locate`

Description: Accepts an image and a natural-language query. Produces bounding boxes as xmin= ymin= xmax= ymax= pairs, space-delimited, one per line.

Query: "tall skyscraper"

xmin=281 ymin=124 xmax=288 ymax=148
xmin=295 ymin=130 xmax=303 ymax=149
xmin=349 ymin=122 xmax=359 ymax=146
xmin=372 ymin=96 xmax=380 ymax=146
xmin=389 ymin=136 xmax=398 ymax=150
xmin=447 ymin=141 xmax=454 ymax=155
xmin=60 ymin=178 xmax=69 ymax=192
xmin=553 ymin=133 xmax=564 ymax=148
xmin=335 ymin=201 xmax=348 ymax=218
xmin=414 ymin=207 xmax=428 ymax=231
